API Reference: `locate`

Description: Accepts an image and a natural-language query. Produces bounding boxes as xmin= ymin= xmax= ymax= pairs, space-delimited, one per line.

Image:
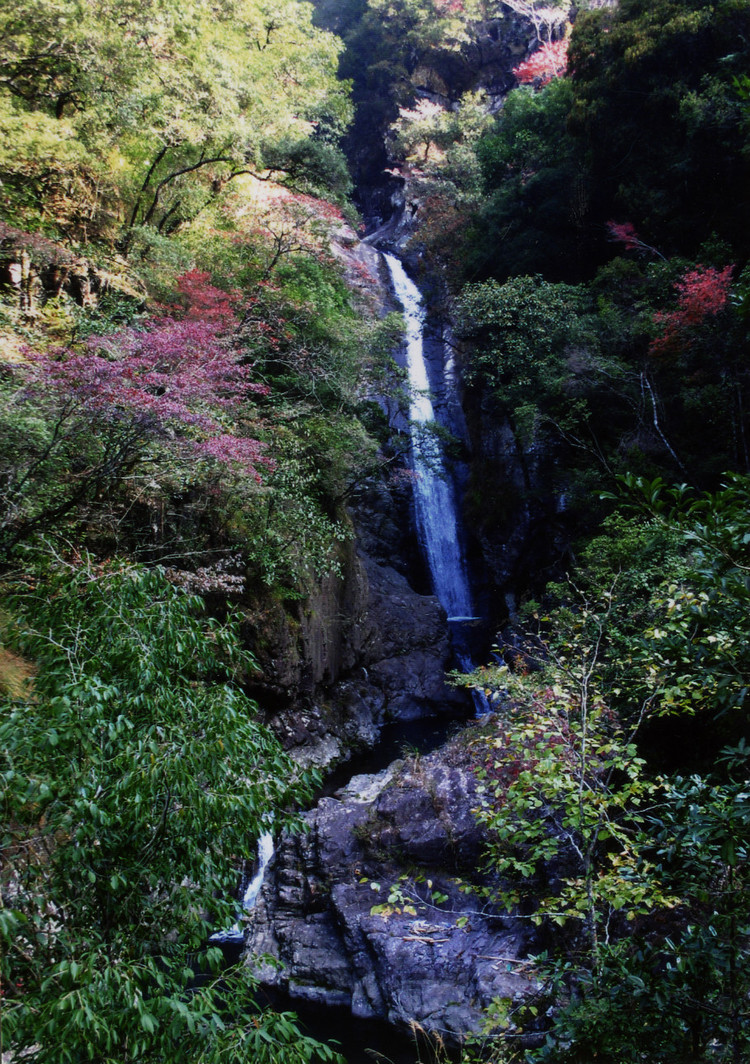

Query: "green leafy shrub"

xmin=0 ymin=554 xmax=335 ymax=1063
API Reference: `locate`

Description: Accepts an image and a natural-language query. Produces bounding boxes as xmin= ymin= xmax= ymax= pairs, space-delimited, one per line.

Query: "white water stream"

xmin=241 ymin=831 xmax=275 ymax=908
xmin=219 ymin=256 xmax=485 ymax=947
xmin=210 ymin=830 xmax=274 ymax=943
xmin=384 ymin=254 xmax=489 ymax=713
xmin=383 ymin=253 xmax=475 ymax=622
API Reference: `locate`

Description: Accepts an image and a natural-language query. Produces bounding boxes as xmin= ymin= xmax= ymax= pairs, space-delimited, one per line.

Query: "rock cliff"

xmin=0 ymin=221 xmax=143 ymax=314
xmin=237 ymin=235 xmax=470 ymax=769
xmin=244 ymin=731 xmax=538 ymax=1044
xmin=243 ymin=543 xmax=467 ymax=769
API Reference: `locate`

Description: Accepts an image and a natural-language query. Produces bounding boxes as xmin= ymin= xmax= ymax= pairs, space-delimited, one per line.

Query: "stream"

xmin=382 ymin=253 xmax=475 ymax=623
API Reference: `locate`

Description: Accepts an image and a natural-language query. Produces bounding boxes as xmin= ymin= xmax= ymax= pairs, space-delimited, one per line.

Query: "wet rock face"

xmin=239 ymin=236 xmax=468 ymax=770
xmin=357 ymin=555 xmax=466 ymax=722
xmin=244 ymin=736 xmax=537 ymax=1043
xmin=250 ymin=551 xmax=467 ymax=768
xmin=460 ymin=387 xmax=576 ymax=614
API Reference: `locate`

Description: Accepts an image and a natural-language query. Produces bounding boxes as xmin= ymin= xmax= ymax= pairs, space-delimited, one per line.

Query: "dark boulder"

xmin=244 ymin=733 xmax=538 ymax=1044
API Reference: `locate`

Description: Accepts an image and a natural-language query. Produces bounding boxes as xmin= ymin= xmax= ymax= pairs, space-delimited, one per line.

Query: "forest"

xmin=1 ymin=0 xmax=749 ymax=1062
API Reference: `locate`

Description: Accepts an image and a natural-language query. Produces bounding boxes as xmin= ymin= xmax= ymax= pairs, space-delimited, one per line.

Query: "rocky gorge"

xmin=235 ymin=238 xmax=545 ymax=1051
xmin=0 ymin=43 xmax=561 ymax=1053
xmin=0 ymin=3 xmax=608 ymax=1054
xmin=225 ymin=10 xmax=577 ymax=1041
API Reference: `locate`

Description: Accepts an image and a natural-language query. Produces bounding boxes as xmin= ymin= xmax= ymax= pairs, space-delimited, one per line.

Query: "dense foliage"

xmin=0 ymin=2 xmax=391 ymax=1061
xmin=0 ymin=557 xmax=340 ymax=1063
xmin=405 ymin=0 xmax=750 ymax=283
xmin=3 ymin=0 xmax=750 ymax=1061
xmin=310 ymin=10 xmax=750 ymax=1062
xmin=0 ymin=0 xmax=352 ymax=242
xmin=458 ymin=486 xmax=750 ymax=1062
xmin=345 ymin=0 xmax=750 ymax=1060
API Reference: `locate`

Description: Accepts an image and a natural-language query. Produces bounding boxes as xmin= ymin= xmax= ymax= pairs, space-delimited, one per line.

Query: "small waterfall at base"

xmin=209 ymin=831 xmax=275 ymax=944
xmin=384 ymin=253 xmax=488 ymax=713
xmin=241 ymin=831 xmax=275 ymax=908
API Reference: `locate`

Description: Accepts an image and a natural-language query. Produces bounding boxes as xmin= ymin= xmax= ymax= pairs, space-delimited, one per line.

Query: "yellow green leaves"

xmin=0 ymin=0 xmax=351 ymax=241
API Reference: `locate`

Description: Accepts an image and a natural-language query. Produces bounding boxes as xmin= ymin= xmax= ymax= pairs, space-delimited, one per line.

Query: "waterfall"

xmin=384 ymin=254 xmax=490 ymax=716
xmin=210 ymin=831 xmax=274 ymax=943
xmin=241 ymin=831 xmax=274 ymax=909
xmin=383 ymin=253 xmax=475 ymax=622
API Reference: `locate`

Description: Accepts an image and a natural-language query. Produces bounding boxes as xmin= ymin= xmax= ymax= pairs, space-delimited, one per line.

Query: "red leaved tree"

xmin=168 ymin=269 xmax=240 ymax=324
xmin=0 ymin=273 xmax=273 ymax=552
xmin=513 ymin=39 xmax=569 ymax=86
xmin=650 ymin=265 xmax=734 ymax=359
xmin=606 ymin=220 xmax=665 ymax=260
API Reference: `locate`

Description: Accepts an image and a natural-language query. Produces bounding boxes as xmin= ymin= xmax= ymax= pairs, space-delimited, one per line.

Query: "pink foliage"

xmin=171 ymin=270 xmax=239 ymax=327
xmin=606 ymin=220 xmax=642 ymax=251
xmin=513 ymin=39 xmax=568 ymax=86
xmin=32 ymin=320 xmax=266 ymax=424
xmin=272 ymin=188 xmax=345 ymax=225
xmin=650 ymin=264 xmax=734 ymax=358
xmin=25 ymin=274 xmax=274 ymax=479
xmin=606 ymin=220 xmax=663 ymax=259
xmin=193 ymin=434 xmax=274 ymax=480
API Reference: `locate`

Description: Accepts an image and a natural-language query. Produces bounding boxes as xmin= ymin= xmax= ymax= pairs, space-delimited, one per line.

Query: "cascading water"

xmin=221 ymin=262 xmax=480 ymax=936
xmin=384 ymin=253 xmax=474 ymax=622
xmin=221 ymin=256 xmax=487 ymax=1060
xmin=384 ymin=253 xmax=488 ymax=712
xmin=210 ymin=831 xmax=274 ymax=944
xmin=241 ymin=831 xmax=275 ymax=908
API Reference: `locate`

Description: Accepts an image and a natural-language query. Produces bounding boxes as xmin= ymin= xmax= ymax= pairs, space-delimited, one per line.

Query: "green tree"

xmin=568 ymin=0 xmax=750 ymax=260
xmin=467 ymin=611 xmax=666 ymax=963
xmin=462 ymin=469 xmax=750 ymax=1060
xmin=455 ymin=604 xmax=674 ymax=1062
xmin=643 ymin=751 xmax=750 ymax=1063
xmin=460 ymin=579 xmax=750 ymax=1062
xmin=615 ymin=474 xmax=750 ymax=745
xmin=453 ymin=273 xmax=582 ymax=443
xmin=520 ymin=747 xmax=750 ymax=1064
xmin=0 ymin=0 xmax=352 ymax=242
xmin=469 ymin=77 xmax=585 ymax=281
xmin=0 ymin=556 xmax=336 ymax=1063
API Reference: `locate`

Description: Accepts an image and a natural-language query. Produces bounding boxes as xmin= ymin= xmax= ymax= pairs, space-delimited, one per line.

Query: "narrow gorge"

xmin=240 ymin=245 xmax=535 ymax=1057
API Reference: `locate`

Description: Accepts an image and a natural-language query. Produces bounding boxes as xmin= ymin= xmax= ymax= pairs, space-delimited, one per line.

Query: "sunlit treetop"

xmin=0 ymin=0 xmax=353 ymax=241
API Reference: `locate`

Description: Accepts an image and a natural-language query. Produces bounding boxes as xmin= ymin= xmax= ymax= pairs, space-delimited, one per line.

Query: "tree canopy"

xmin=0 ymin=557 xmax=338 ymax=1063
xmin=0 ymin=0 xmax=352 ymax=241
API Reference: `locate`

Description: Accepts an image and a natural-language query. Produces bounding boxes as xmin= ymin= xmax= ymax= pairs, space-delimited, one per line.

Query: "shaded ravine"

xmin=231 ymin=251 xmax=523 ymax=1064
xmin=217 ymin=253 xmax=482 ymax=954
xmin=217 ymin=250 xmax=482 ymax=963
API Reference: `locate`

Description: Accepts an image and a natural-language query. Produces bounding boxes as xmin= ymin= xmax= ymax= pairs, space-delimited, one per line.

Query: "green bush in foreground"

xmin=0 ymin=555 xmax=339 ymax=1063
